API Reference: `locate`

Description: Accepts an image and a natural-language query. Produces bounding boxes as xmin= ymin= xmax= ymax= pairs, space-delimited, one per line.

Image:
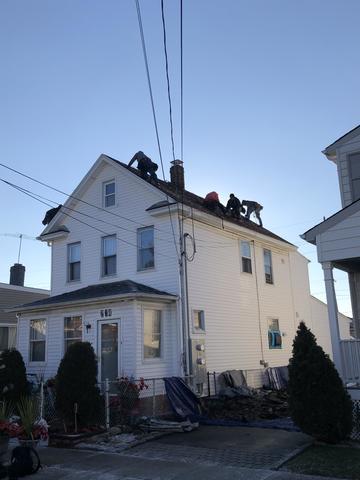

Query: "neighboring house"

xmin=0 ymin=265 xmax=49 ymax=351
xmin=302 ymin=125 xmax=360 ymax=386
xmin=9 ymin=154 xmax=349 ymax=389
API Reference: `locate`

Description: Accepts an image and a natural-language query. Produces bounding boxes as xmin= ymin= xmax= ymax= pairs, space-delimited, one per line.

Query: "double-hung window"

xmin=143 ymin=310 xmax=161 ymax=359
xmin=263 ymin=249 xmax=273 ymax=284
xmin=104 ymin=181 xmax=115 ymax=207
xmin=0 ymin=326 xmax=17 ymax=352
xmin=241 ymin=241 xmax=252 ymax=274
xmin=64 ymin=316 xmax=82 ymax=352
xmin=68 ymin=242 xmax=81 ymax=282
xmin=268 ymin=319 xmax=282 ymax=349
xmin=30 ymin=319 xmax=46 ymax=362
xmin=102 ymin=235 xmax=117 ymax=276
xmin=137 ymin=227 xmax=154 ymax=270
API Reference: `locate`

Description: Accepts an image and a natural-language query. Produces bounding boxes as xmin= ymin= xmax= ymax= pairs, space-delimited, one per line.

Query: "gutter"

xmin=6 ymin=292 xmax=178 ymax=314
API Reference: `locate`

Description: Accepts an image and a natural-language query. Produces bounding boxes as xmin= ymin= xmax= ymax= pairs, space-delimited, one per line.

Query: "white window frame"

xmin=29 ymin=319 xmax=47 ymax=364
xmin=143 ymin=309 xmax=163 ymax=361
xmin=263 ymin=248 xmax=274 ymax=284
xmin=64 ymin=315 xmax=83 ymax=354
xmin=137 ymin=226 xmax=155 ymax=271
xmin=0 ymin=325 xmax=17 ymax=351
xmin=103 ymin=180 xmax=116 ymax=208
xmin=268 ymin=318 xmax=282 ymax=349
xmin=192 ymin=310 xmax=205 ymax=333
xmin=67 ymin=242 xmax=81 ymax=283
xmin=241 ymin=241 xmax=252 ymax=274
xmin=101 ymin=235 xmax=117 ymax=277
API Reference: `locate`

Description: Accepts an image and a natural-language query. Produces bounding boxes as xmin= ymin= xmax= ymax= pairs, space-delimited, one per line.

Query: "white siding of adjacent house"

xmin=50 ymin=160 xmax=180 ymax=297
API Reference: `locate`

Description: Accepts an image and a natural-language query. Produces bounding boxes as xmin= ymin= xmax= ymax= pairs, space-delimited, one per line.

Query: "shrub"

xmin=0 ymin=349 xmax=28 ymax=403
xmin=288 ymin=322 xmax=353 ymax=443
xmin=55 ymin=342 xmax=102 ymax=428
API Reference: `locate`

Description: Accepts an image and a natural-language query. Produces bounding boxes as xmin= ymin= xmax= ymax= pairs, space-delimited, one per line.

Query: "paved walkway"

xmin=23 ymin=426 xmax=346 ymax=480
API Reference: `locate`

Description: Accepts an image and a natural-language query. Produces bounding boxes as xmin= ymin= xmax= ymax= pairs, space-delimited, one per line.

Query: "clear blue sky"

xmin=0 ymin=0 xmax=359 ymax=315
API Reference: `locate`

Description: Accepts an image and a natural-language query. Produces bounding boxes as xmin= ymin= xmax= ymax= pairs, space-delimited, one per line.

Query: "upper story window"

xmin=268 ymin=318 xmax=282 ymax=349
xmin=68 ymin=242 xmax=81 ymax=282
xmin=137 ymin=227 xmax=154 ymax=271
xmin=348 ymin=152 xmax=360 ymax=202
xmin=102 ymin=235 xmax=117 ymax=276
xmin=64 ymin=316 xmax=82 ymax=352
xmin=104 ymin=181 xmax=115 ymax=207
xmin=143 ymin=309 xmax=162 ymax=359
xmin=263 ymin=249 xmax=273 ymax=284
xmin=241 ymin=241 xmax=252 ymax=274
xmin=30 ymin=319 xmax=46 ymax=362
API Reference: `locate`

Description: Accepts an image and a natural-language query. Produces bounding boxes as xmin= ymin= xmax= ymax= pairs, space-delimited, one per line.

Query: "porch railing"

xmin=340 ymin=340 xmax=360 ymax=384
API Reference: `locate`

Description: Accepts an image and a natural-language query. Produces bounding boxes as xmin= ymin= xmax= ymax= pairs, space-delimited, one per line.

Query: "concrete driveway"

xmin=23 ymin=426 xmax=341 ymax=479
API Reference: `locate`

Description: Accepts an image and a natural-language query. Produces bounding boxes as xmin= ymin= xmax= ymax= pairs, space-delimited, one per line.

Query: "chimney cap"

xmin=171 ymin=159 xmax=183 ymax=167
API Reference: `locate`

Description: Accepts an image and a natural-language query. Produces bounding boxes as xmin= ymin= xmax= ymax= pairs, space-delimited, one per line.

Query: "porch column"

xmin=322 ymin=261 xmax=344 ymax=379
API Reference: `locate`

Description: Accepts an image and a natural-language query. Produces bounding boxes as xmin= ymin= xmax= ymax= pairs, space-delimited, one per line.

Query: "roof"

xmin=9 ymin=280 xmax=176 ymax=312
xmin=107 ymin=157 xmax=293 ymax=246
xmin=323 ymin=124 xmax=360 ymax=158
xmin=301 ymin=197 xmax=360 ymax=244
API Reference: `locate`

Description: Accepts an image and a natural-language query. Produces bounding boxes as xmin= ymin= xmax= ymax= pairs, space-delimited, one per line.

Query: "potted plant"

xmin=12 ymin=396 xmax=48 ymax=448
xmin=0 ymin=402 xmax=13 ymax=459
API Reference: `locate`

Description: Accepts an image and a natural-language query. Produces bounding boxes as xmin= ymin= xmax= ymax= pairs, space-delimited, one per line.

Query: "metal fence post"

xmin=40 ymin=381 xmax=44 ymax=419
xmin=105 ymin=378 xmax=110 ymax=430
xmin=152 ymin=379 xmax=156 ymax=417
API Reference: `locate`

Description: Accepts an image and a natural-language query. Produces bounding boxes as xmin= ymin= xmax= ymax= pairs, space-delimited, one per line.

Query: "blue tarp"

xmin=163 ymin=377 xmax=201 ymax=421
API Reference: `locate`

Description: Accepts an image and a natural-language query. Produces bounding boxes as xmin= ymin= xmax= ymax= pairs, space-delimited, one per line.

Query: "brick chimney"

xmin=170 ymin=160 xmax=185 ymax=191
xmin=10 ymin=263 xmax=25 ymax=287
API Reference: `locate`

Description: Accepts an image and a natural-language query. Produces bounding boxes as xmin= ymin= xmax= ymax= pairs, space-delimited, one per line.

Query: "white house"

xmin=302 ymin=125 xmax=360 ymax=386
xmin=10 ymin=154 xmax=350 ymax=390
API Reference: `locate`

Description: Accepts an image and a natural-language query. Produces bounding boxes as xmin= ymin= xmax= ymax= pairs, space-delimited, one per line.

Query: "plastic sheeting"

xmin=163 ymin=377 xmax=201 ymax=420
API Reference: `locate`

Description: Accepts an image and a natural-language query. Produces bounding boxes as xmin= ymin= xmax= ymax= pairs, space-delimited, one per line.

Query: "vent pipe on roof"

xmin=10 ymin=263 xmax=25 ymax=287
xmin=170 ymin=159 xmax=185 ymax=191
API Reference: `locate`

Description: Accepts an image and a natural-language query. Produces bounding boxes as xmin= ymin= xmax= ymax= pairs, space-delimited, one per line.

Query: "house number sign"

xmin=100 ymin=308 xmax=112 ymax=318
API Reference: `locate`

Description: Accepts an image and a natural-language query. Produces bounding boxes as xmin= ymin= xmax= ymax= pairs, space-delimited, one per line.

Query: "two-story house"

xmin=10 ymin=154 xmax=350 ymax=389
xmin=302 ymin=125 xmax=360 ymax=386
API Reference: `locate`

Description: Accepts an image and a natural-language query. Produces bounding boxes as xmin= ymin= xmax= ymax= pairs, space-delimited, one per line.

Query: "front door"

xmin=98 ymin=320 xmax=120 ymax=382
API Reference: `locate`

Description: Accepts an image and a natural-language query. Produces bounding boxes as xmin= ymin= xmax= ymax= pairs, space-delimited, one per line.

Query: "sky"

xmin=0 ymin=0 xmax=359 ymax=316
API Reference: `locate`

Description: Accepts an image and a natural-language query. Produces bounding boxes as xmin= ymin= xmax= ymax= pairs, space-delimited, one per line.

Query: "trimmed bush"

xmin=55 ymin=342 xmax=102 ymax=427
xmin=288 ymin=322 xmax=353 ymax=443
xmin=0 ymin=349 xmax=28 ymax=403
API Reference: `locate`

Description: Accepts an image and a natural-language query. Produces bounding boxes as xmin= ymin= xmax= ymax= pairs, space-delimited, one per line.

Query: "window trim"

xmin=241 ymin=240 xmax=252 ymax=274
xmin=263 ymin=248 xmax=274 ymax=285
xmin=63 ymin=315 xmax=83 ymax=355
xmin=29 ymin=318 xmax=47 ymax=364
xmin=67 ymin=242 xmax=81 ymax=283
xmin=142 ymin=308 xmax=163 ymax=362
xmin=103 ymin=180 xmax=116 ymax=208
xmin=268 ymin=318 xmax=282 ymax=350
xmin=101 ymin=234 xmax=117 ymax=277
xmin=192 ymin=309 xmax=206 ymax=333
xmin=137 ymin=226 xmax=155 ymax=272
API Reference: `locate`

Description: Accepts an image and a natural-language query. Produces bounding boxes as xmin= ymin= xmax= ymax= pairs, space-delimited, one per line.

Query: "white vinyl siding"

xmin=68 ymin=242 xmax=81 ymax=282
xmin=137 ymin=227 xmax=154 ymax=271
xmin=241 ymin=241 xmax=252 ymax=274
xmin=104 ymin=181 xmax=115 ymax=207
xmin=64 ymin=316 xmax=83 ymax=352
xmin=102 ymin=235 xmax=117 ymax=276
xmin=263 ymin=249 xmax=274 ymax=284
xmin=143 ymin=310 xmax=161 ymax=359
xmin=29 ymin=319 xmax=46 ymax=362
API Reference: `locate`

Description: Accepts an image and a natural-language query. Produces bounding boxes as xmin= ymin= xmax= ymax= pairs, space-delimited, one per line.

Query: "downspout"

xmin=252 ymin=240 xmax=265 ymax=366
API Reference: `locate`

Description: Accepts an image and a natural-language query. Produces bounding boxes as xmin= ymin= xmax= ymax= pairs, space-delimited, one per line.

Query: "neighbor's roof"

xmin=9 ymin=280 xmax=177 ymax=312
xmin=108 ymin=157 xmax=293 ymax=246
xmin=323 ymin=124 xmax=360 ymax=157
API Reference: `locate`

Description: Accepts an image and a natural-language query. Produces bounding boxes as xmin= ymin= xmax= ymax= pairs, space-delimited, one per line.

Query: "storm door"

xmin=98 ymin=320 xmax=120 ymax=382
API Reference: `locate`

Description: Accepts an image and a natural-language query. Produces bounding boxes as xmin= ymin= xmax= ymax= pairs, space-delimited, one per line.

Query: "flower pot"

xmin=18 ymin=439 xmax=39 ymax=449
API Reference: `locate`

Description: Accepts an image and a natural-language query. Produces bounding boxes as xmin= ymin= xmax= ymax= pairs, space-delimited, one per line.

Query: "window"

xmin=241 ymin=241 xmax=252 ymax=274
xmin=30 ymin=319 xmax=46 ymax=362
xmin=268 ymin=318 xmax=282 ymax=349
xmin=137 ymin=227 xmax=154 ymax=270
xmin=349 ymin=152 xmax=360 ymax=202
xmin=68 ymin=242 xmax=81 ymax=282
xmin=143 ymin=310 xmax=161 ymax=359
xmin=64 ymin=316 xmax=82 ymax=352
xmin=263 ymin=249 xmax=273 ymax=284
xmin=102 ymin=235 xmax=117 ymax=276
xmin=193 ymin=310 xmax=205 ymax=332
xmin=0 ymin=326 xmax=16 ymax=352
xmin=104 ymin=181 xmax=115 ymax=207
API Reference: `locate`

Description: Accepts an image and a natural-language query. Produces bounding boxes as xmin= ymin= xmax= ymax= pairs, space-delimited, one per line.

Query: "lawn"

xmin=284 ymin=445 xmax=360 ymax=479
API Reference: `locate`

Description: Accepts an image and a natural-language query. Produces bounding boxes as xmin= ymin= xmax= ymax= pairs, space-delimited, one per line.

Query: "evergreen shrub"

xmin=0 ymin=349 xmax=28 ymax=403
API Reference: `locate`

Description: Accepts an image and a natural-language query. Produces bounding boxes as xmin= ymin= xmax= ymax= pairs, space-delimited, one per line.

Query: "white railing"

xmin=341 ymin=340 xmax=360 ymax=384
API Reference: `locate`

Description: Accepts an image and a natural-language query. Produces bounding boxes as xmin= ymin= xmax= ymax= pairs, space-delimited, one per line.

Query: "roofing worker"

xmin=128 ymin=151 xmax=158 ymax=182
xmin=242 ymin=200 xmax=263 ymax=227
xmin=226 ymin=193 xmax=244 ymax=219
xmin=203 ymin=191 xmax=226 ymax=216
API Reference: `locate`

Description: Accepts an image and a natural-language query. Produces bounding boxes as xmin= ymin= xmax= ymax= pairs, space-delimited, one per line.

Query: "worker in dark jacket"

xmin=242 ymin=200 xmax=263 ymax=227
xmin=226 ymin=194 xmax=244 ymax=219
xmin=128 ymin=151 xmax=158 ymax=181
xmin=203 ymin=192 xmax=226 ymax=216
